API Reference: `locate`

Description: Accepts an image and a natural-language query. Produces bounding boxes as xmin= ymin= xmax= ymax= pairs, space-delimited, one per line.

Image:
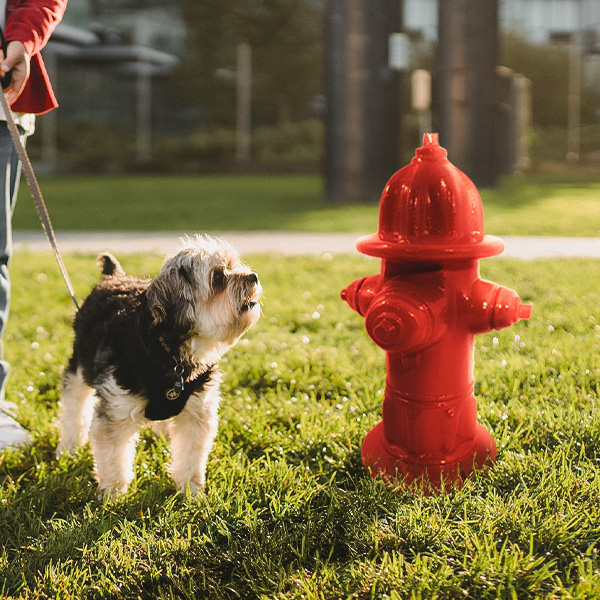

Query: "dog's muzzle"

xmin=241 ymin=272 xmax=261 ymax=312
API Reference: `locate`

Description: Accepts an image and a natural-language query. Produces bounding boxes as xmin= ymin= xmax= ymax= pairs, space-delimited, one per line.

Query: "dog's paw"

xmin=97 ymin=483 xmax=128 ymax=500
xmin=55 ymin=441 xmax=76 ymax=459
xmin=178 ymin=480 xmax=205 ymax=497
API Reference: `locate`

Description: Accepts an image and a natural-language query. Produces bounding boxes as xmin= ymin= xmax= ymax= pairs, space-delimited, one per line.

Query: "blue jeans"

xmin=0 ymin=123 xmax=24 ymax=402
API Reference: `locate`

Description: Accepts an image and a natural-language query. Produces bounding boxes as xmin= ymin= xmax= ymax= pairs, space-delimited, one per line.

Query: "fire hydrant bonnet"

xmin=357 ymin=133 xmax=504 ymax=261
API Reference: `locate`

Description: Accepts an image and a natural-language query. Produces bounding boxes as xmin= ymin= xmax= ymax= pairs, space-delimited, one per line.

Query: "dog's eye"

xmin=212 ymin=269 xmax=226 ymax=289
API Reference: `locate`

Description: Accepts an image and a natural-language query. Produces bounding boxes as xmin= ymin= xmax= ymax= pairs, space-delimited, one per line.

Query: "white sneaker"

xmin=0 ymin=407 xmax=30 ymax=449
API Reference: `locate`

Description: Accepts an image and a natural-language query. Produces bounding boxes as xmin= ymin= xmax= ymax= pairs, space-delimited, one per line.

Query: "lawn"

xmin=1 ymin=251 xmax=599 ymax=598
xmin=11 ymin=172 xmax=600 ymax=237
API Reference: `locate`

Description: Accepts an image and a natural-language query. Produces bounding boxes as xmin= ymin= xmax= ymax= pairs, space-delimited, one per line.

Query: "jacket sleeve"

xmin=4 ymin=0 xmax=68 ymax=56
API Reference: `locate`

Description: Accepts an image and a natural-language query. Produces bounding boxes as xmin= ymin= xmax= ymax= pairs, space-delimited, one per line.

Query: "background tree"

xmin=235 ymin=0 xmax=323 ymax=125
xmin=501 ymin=33 xmax=600 ymax=159
xmin=172 ymin=0 xmax=323 ymax=128
xmin=502 ymin=33 xmax=600 ymax=129
xmin=173 ymin=0 xmax=237 ymax=126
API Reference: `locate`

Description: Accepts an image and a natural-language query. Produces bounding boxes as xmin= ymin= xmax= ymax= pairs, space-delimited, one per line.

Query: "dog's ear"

xmin=146 ymin=266 xmax=197 ymax=333
xmin=146 ymin=276 xmax=168 ymax=324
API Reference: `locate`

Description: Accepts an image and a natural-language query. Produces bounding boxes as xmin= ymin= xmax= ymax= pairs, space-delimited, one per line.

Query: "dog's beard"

xmin=231 ymin=272 xmax=262 ymax=317
xmin=197 ymin=275 xmax=262 ymax=346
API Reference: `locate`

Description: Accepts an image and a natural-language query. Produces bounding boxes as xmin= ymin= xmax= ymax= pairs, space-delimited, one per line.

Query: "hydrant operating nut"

xmin=371 ymin=313 xmax=402 ymax=347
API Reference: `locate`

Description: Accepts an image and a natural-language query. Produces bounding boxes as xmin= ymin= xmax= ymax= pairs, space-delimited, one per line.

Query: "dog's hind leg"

xmin=56 ymin=366 xmax=97 ymax=456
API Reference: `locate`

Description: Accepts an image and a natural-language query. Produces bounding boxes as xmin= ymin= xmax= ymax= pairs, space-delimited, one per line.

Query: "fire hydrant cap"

xmin=357 ymin=133 xmax=504 ymax=261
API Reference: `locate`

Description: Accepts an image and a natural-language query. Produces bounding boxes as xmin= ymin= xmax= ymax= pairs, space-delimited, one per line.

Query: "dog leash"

xmin=0 ymin=29 xmax=79 ymax=310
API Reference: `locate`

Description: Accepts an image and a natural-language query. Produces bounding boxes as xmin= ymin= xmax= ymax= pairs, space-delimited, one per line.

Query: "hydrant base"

xmin=361 ymin=421 xmax=497 ymax=491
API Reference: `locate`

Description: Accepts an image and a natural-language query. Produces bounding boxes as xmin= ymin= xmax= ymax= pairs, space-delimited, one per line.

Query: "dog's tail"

xmin=97 ymin=253 xmax=125 ymax=277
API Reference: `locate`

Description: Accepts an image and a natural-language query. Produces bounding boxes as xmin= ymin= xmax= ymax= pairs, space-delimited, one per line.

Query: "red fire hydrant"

xmin=341 ymin=133 xmax=531 ymax=492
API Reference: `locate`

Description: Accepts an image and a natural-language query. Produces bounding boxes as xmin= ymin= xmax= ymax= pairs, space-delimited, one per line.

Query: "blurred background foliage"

xmin=501 ymin=33 xmax=600 ymax=162
xmin=25 ymin=0 xmax=600 ymax=174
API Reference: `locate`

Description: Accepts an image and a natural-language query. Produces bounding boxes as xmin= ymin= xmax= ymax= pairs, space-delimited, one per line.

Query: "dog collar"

xmin=154 ymin=334 xmax=193 ymax=400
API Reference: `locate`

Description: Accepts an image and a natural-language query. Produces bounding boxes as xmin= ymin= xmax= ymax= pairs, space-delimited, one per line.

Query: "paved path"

xmin=12 ymin=231 xmax=600 ymax=259
xmin=2 ymin=230 xmax=599 ymax=450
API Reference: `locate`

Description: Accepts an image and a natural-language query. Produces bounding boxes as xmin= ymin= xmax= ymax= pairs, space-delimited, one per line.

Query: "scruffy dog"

xmin=56 ymin=235 xmax=262 ymax=497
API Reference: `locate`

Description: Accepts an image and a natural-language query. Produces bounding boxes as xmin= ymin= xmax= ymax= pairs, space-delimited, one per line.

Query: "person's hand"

xmin=0 ymin=41 xmax=30 ymax=105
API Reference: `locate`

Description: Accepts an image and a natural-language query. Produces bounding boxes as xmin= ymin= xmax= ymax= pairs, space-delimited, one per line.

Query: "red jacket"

xmin=4 ymin=0 xmax=67 ymax=114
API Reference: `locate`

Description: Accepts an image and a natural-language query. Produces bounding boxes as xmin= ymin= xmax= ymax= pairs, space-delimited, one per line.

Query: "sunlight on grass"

xmin=1 ymin=252 xmax=599 ymax=597
xmin=482 ymin=179 xmax=600 ymax=237
xmin=13 ymin=173 xmax=600 ymax=236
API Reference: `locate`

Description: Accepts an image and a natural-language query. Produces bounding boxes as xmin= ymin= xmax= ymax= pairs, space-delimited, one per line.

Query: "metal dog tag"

xmin=166 ymin=369 xmax=185 ymax=401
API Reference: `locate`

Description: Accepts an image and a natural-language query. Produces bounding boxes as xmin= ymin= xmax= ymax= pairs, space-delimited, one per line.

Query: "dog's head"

xmin=146 ymin=235 xmax=262 ymax=346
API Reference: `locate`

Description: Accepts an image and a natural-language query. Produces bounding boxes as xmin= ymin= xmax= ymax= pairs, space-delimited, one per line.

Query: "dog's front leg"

xmin=169 ymin=396 xmax=219 ymax=495
xmin=90 ymin=410 xmax=141 ymax=498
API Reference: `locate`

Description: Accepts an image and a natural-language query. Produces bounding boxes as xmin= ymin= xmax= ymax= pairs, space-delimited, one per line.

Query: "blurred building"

xmin=37 ymin=0 xmax=183 ymax=168
xmin=403 ymin=0 xmax=600 ymax=170
xmin=405 ymin=0 xmax=600 ymax=44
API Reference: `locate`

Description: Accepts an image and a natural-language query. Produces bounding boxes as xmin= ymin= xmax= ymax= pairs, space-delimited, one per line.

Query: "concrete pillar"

xmin=436 ymin=0 xmax=499 ymax=187
xmin=324 ymin=0 xmax=403 ymax=204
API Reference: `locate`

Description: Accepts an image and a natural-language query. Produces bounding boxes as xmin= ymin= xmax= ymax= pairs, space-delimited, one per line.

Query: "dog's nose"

xmin=248 ymin=272 xmax=259 ymax=285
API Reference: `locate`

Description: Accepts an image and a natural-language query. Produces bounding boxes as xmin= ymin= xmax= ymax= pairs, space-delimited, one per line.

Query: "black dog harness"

xmin=143 ymin=365 xmax=215 ymax=421
xmin=115 ymin=307 xmax=217 ymax=421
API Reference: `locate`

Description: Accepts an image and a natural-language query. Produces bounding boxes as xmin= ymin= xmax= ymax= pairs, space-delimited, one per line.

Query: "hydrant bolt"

xmin=371 ymin=313 xmax=403 ymax=347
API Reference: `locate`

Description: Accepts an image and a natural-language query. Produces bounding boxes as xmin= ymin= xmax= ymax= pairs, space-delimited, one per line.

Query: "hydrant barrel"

xmin=341 ymin=133 xmax=531 ymax=492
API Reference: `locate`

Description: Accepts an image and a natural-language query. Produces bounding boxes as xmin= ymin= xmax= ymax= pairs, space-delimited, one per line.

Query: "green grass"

xmin=12 ymin=173 xmax=600 ymax=236
xmin=1 ymin=251 xmax=600 ymax=598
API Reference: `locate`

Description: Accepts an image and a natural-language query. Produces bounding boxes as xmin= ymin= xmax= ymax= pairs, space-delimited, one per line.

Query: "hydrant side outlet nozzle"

xmin=465 ymin=279 xmax=533 ymax=334
xmin=340 ymin=275 xmax=382 ymax=317
xmin=342 ymin=133 xmax=532 ymax=493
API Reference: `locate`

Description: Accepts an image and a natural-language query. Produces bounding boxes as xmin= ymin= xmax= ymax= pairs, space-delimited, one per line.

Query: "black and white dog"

xmin=57 ymin=235 xmax=262 ymax=497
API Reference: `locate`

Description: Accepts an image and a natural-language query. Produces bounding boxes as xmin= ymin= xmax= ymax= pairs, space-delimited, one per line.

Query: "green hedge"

xmin=26 ymin=120 xmax=324 ymax=173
